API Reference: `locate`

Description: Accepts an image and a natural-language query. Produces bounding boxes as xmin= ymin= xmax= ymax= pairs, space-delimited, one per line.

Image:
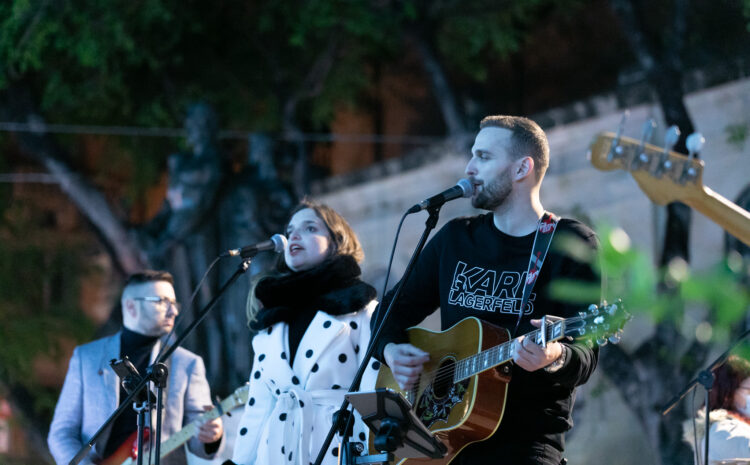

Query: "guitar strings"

xmin=412 ymin=316 xmax=588 ymax=389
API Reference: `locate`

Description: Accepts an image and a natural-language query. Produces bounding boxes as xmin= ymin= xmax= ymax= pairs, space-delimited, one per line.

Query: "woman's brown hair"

xmin=709 ymin=355 xmax=750 ymax=411
xmin=246 ymin=198 xmax=364 ymax=326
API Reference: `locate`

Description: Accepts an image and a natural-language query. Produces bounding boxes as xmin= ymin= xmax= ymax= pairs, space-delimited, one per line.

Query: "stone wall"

xmin=317 ymin=77 xmax=750 ymax=291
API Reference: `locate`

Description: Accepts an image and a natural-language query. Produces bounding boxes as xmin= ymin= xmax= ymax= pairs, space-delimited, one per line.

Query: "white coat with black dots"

xmin=231 ymin=300 xmax=381 ymax=465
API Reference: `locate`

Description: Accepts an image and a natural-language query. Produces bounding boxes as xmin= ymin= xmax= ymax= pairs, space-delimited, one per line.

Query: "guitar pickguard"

xmin=415 ymin=378 xmax=470 ymax=429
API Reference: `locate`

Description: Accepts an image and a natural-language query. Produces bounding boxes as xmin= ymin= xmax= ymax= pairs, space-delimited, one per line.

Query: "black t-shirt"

xmin=372 ymin=213 xmax=601 ymax=464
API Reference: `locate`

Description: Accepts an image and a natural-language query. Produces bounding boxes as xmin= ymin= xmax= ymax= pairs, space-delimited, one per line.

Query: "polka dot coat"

xmin=232 ymin=301 xmax=381 ymax=465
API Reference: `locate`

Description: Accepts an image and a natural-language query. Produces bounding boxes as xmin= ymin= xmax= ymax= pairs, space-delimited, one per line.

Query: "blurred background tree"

xmin=0 ymin=0 xmax=748 ymax=463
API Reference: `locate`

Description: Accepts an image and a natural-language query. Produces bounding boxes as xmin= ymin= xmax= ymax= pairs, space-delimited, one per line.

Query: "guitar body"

xmin=96 ymin=383 xmax=249 ymax=465
xmin=371 ymin=317 xmax=511 ymax=465
xmin=97 ymin=430 xmax=140 ymax=465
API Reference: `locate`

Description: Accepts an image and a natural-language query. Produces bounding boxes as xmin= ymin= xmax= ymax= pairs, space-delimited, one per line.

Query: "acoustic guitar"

xmin=371 ymin=301 xmax=629 ymax=465
xmin=100 ymin=383 xmax=249 ymax=465
xmin=587 ymin=122 xmax=750 ymax=247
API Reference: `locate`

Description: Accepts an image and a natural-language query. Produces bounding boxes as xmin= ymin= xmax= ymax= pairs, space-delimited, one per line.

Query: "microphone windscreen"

xmin=456 ymin=178 xmax=473 ymax=198
xmin=270 ymin=234 xmax=288 ymax=253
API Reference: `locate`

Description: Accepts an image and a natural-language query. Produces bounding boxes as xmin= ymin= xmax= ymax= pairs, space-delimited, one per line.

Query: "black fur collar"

xmin=251 ymin=255 xmax=376 ymax=330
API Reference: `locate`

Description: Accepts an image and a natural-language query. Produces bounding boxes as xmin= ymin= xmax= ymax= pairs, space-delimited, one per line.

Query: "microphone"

xmin=222 ymin=234 xmax=287 ymax=258
xmin=407 ymin=178 xmax=473 ymax=214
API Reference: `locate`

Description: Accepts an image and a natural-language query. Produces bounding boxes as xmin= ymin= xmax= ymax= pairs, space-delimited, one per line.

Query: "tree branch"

xmin=403 ymin=30 xmax=466 ymax=139
xmin=2 ymin=86 xmax=148 ymax=274
xmin=608 ymin=0 xmax=658 ymax=75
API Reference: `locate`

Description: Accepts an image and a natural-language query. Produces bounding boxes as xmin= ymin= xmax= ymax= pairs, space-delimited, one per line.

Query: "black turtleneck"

xmin=251 ymin=255 xmax=376 ymax=366
xmin=103 ymin=328 xmax=159 ymax=458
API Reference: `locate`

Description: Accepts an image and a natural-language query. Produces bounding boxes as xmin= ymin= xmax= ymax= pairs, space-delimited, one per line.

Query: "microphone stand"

xmin=661 ymin=327 xmax=750 ymax=465
xmin=70 ymin=257 xmax=254 ymax=465
xmin=313 ymin=206 xmax=443 ymax=465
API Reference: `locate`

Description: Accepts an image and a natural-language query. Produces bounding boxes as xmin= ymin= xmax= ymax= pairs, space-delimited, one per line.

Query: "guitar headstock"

xmin=563 ymin=299 xmax=630 ymax=347
xmin=588 ymin=117 xmax=706 ymax=205
xmin=225 ymin=383 xmax=250 ymax=410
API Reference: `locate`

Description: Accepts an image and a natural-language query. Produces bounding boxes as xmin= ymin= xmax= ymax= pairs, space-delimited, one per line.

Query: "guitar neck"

xmin=454 ymin=320 xmax=567 ymax=382
xmin=158 ymin=408 xmax=221 ymax=457
xmin=686 ymin=186 xmax=750 ymax=247
xmin=157 ymin=385 xmax=248 ymax=459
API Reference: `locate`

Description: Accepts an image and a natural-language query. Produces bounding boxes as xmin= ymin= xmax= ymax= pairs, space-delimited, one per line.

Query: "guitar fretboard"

xmin=159 ymin=405 xmax=221 ymax=456
xmin=151 ymin=385 xmax=248 ymax=461
xmin=453 ymin=319 xmax=567 ymax=382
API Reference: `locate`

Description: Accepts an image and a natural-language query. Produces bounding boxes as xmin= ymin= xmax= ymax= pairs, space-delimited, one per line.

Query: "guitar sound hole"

xmin=432 ymin=358 xmax=456 ymax=399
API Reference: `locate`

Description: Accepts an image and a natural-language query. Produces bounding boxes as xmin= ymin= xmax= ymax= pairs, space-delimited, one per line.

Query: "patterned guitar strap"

xmin=511 ymin=211 xmax=560 ymax=337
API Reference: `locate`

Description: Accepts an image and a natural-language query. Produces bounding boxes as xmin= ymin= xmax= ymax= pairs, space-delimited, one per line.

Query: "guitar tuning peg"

xmin=686 ymin=132 xmax=705 ymax=157
xmin=631 ymin=118 xmax=656 ymax=169
xmin=596 ymin=337 xmax=608 ymax=346
xmin=616 ymin=110 xmax=630 ymax=136
xmin=588 ymin=304 xmax=599 ymax=316
xmin=607 ymin=303 xmax=618 ymax=314
xmin=608 ymin=332 xmax=622 ymax=344
xmin=661 ymin=125 xmax=681 ymax=171
xmin=664 ymin=125 xmax=681 ymax=149
xmin=682 ymin=132 xmax=704 ymax=180
xmin=608 ymin=110 xmax=630 ymax=161
xmin=640 ymin=119 xmax=656 ymax=145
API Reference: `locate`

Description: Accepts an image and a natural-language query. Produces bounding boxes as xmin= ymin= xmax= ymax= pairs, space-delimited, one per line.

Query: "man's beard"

xmin=471 ymin=166 xmax=512 ymax=211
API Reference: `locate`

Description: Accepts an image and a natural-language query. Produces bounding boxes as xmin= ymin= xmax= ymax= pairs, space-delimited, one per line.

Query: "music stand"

xmin=346 ymin=389 xmax=447 ymax=464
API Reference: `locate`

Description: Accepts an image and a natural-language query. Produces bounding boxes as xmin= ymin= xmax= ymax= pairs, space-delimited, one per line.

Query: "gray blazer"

xmin=47 ymin=332 xmax=223 ymax=465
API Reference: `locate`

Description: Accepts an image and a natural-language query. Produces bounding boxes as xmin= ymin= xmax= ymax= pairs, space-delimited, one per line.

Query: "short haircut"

xmin=479 ymin=115 xmax=549 ymax=180
xmin=125 ymin=270 xmax=174 ymax=287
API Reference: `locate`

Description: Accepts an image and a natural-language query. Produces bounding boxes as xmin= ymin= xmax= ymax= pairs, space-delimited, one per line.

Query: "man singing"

xmin=373 ymin=116 xmax=601 ymax=465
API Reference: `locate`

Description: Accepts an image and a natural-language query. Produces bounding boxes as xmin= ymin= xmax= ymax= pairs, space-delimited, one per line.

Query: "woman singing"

xmin=232 ymin=199 xmax=380 ymax=465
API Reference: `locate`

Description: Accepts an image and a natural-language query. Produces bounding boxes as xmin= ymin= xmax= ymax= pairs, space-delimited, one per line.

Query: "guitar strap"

xmin=511 ymin=211 xmax=559 ymax=337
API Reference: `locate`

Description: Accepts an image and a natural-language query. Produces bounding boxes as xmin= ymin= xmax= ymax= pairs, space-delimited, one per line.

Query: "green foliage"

xmin=0 ymin=0 xmax=592 ymax=130
xmin=0 ymin=240 xmax=95 ymax=414
xmin=418 ymin=0 xmax=583 ymax=82
xmin=725 ymin=123 xmax=749 ymax=150
xmin=0 ymin=174 xmax=99 ymax=414
xmin=567 ymin=226 xmax=750 ymax=345
xmin=435 ymin=0 xmax=546 ymax=81
xmin=248 ymin=0 xmax=400 ymax=129
xmin=0 ymin=0 xmax=183 ymax=125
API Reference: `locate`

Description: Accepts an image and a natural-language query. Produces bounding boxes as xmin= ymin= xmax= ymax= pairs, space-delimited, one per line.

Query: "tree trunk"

xmin=404 ymin=30 xmax=466 ymax=140
xmin=606 ymin=1 xmax=706 ymax=463
xmin=404 ymin=30 xmax=471 ymax=153
xmin=1 ymin=85 xmax=147 ymax=275
xmin=282 ymin=36 xmax=340 ymax=196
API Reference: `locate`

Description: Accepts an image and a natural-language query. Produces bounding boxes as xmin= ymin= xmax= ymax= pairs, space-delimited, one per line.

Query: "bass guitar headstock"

xmin=588 ymin=113 xmax=706 ymax=205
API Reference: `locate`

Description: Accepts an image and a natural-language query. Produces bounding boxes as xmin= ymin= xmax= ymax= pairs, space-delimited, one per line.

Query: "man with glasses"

xmin=48 ymin=270 xmax=224 ymax=465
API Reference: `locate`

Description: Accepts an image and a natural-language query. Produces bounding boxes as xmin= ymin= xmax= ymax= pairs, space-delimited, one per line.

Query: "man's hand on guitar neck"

xmin=512 ymin=318 xmax=564 ymax=372
xmin=197 ymin=405 xmax=224 ymax=444
xmin=383 ymin=343 xmax=430 ymax=390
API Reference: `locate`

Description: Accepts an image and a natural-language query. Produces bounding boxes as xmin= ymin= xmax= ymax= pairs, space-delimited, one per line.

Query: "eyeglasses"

xmin=132 ymin=296 xmax=181 ymax=311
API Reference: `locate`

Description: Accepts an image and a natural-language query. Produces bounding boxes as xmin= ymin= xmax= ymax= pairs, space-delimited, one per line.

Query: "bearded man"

xmin=372 ymin=116 xmax=601 ymax=465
